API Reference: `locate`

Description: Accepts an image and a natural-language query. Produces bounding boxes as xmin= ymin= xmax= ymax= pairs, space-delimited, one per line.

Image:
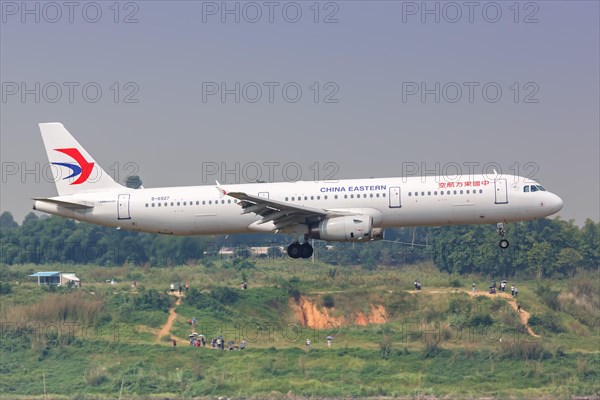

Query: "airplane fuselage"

xmin=34 ymin=174 xmax=563 ymax=237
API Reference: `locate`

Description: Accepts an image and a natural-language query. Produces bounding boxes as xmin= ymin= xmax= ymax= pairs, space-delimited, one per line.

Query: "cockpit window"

xmin=523 ymin=186 xmax=530 ymax=192
xmin=531 ymin=185 xmax=538 ymax=192
xmin=537 ymin=185 xmax=546 ymax=191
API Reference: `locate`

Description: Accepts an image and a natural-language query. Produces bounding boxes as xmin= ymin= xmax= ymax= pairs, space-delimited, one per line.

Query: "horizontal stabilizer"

xmin=32 ymin=198 xmax=94 ymax=210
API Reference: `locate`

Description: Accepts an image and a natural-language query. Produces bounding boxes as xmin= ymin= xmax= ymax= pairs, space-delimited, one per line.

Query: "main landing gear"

xmin=497 ymin=222 xmax=509 ymax=249
xmin=287 ymin=237 xmax=313 ymax=259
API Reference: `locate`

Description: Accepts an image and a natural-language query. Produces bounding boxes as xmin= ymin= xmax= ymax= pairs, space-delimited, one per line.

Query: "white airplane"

xmin=33 ymin=123 xmax=563 ymax=259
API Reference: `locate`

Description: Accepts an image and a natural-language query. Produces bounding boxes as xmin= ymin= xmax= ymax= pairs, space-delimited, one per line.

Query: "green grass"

xmin=1 ymin=262 xmax=598 ymax=398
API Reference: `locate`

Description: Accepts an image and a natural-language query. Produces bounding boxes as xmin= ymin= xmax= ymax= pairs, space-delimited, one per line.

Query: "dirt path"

xmin=407 ymin=288 xmax=539 ymax=337
xmin=466 ymin=290 xmax=539 ymax=337
xmin=155 ymin=293 xmax=184 ymax=343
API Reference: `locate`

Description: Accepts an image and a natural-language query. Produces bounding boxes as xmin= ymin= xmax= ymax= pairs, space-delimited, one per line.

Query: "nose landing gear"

xmin=497 ymin=222 xmax=509 ymax=249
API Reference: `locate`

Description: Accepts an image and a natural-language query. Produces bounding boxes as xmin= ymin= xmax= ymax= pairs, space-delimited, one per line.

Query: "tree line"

xmin=0 ymin=211 xmax=597 ymax=278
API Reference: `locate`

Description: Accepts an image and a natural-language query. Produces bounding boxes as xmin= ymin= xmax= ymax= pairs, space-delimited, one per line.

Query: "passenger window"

xmin=414 ymin=192 xmax=418 ymax=196
xmin=382 ymin=193 xmax=386 ymax=197
xmin=152 ymin=203 xmax=155 ymax=207
xmin=428 ymin=191 xmax=431 ymax=196
xmin=209 ymin=200 xmax=212 ymax=204
xmin=311 ymin=196 xmax=314 ymax=200
xmin=334 ymin=195 xmax=338 ymax=199
xmin=317 ymin=196 xmax=321 ymax=200
xmin=145 ymin=203 xmax=148 ymax=207
xmin=460 ymin=190 xmax=463 ymax=194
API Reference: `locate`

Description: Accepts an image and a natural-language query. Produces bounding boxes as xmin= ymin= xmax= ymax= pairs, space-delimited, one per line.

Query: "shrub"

xmin=134 ymin=288 xmax=172 ymax=312
xmin=535 ymin=283 xmax=561 ymax=311
xmin=449 ymin=278 xmax=462 ymax=288
xmin=0 ymin=281 xmax=12 ymax=295
xmin=84 ymin=366 xmax=109 ymax=386
xmin=210 ymin=287 xmax=239 ymax=305
xmin=379 ymin=335 xmax=393 ymax=359
xmin=528 ymin=312 xmax=564 ymax=333
xmin=282 ymin=277 xmax=302 ymax=302
xmin=470 ymin=313 xmax=493 ymax=326
xmin=185 ymin=288 xmax=229 ymax=314
xmin=322 ymin=294 xmax=335 ymax=308
xmin=498 ymin=341 xmax=548 ymax=360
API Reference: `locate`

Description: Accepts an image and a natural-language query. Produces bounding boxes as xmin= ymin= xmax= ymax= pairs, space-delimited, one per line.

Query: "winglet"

xmin=216 ymin=181 xmax=227 ymax=197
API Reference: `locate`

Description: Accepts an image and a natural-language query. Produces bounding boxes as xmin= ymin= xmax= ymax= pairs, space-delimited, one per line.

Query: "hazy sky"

xmin=1 ymin=1 xmax=598 ymax=225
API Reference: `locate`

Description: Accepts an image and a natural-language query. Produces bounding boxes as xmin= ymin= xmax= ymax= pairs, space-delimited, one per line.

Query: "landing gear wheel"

xmin=300 ymin=243 xmax=313 ymax=259
xmin=499 ymin=239 xmax=509 ymax=249
xmin=287 ymin=242 xmax=301 ymax=259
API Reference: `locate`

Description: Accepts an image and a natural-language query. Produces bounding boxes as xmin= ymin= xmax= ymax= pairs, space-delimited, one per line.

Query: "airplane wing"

xmin=223 ymin=190 xmax=356 ymax=231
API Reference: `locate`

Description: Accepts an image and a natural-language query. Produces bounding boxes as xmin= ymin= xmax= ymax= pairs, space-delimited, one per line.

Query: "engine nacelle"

xmin=310 ymin=216 xmax=378 ymax=242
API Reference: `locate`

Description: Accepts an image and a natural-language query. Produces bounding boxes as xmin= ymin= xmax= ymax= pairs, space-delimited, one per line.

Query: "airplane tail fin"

xmin=39 ymin=123 xmax=123 ymax=196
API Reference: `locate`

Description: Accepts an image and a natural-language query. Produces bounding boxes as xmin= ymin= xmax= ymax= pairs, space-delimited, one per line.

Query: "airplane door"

xmin=494 ymin=179 xmax=508 ymax=204
xmin=118 ymin=194 xmax=131 ymax=220
xmin=258 ymin=192 xmax=269 ymax=199
xmin=389 ymin=186 xmax=402 ymax=208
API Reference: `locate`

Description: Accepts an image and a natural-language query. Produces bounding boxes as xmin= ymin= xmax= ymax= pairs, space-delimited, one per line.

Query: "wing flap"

xmin=223 ymin=189 xmax=358 ymax=232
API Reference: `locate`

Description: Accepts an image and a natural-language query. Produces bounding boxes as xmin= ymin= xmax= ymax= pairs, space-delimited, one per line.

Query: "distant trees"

xmin=0 ymin=210 xmax=597 ymax=278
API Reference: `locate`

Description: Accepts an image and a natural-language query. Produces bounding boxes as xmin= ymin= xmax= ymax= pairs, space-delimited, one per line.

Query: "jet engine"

xmin=309 ymin=216 xmax=384 ymax=242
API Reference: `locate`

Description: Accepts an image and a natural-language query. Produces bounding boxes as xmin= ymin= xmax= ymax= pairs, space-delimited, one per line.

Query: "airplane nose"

xmin=548 ymin=193 xmax=563 ymax=214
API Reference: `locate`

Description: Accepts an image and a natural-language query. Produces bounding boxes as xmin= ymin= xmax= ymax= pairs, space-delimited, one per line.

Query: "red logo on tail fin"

xmin=53 ymin=148 xmax=95 ymax=185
